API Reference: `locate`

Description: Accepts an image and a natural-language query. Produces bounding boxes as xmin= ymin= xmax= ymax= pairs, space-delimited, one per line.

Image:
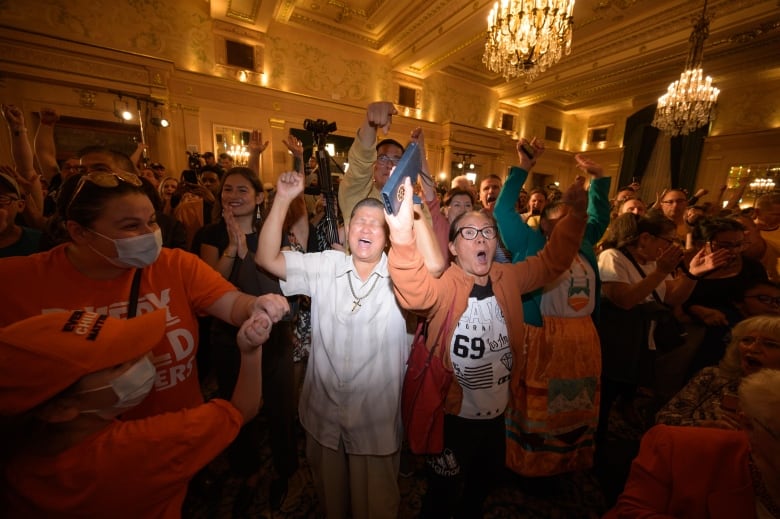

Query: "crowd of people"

xmin=1 ymin=99 xmax=779 ymax=519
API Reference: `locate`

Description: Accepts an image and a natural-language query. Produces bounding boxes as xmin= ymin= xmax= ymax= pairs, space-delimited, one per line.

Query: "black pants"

xmin=420 ymin=414 xmax=505 ymax=519
xmin=213 ymin=320 xmax=299 ymax=479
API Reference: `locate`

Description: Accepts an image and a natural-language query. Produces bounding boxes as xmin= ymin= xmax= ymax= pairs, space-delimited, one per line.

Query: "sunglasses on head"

xmin=66 ymin=169 xmax=143 ymax=218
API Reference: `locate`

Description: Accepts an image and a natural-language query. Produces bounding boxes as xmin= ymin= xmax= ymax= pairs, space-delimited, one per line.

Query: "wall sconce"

xmin=113 ymin=98 xmax=133 ymax=121
xmin=150 ymin=108 xmax=169 ymax=128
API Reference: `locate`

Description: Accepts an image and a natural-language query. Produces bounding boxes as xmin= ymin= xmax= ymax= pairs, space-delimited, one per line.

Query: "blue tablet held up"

xmin=380 ymin=142 xmax=422 ymax=215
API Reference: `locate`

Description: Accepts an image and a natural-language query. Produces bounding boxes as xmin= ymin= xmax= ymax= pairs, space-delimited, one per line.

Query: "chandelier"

xmin=482 ymin=0 xmax=575 ymax=83
xmin=651 ymin=0 xmax=720 ymax=136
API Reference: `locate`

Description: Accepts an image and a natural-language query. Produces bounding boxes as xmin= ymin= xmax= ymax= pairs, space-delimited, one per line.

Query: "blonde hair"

xmin=739 ymin=369 xmax=780 ymax=431
xmin=719 ymin=315 xmax=780 ymax=379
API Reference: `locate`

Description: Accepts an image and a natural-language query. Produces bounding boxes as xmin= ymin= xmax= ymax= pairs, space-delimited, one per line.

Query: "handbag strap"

xmin=127 ymin=268 xmax=143 ymax=319
xmin=618 ymin=247 xmax=664 ymax=305
xmin=428 ymin=298 xmax=457 ymax=359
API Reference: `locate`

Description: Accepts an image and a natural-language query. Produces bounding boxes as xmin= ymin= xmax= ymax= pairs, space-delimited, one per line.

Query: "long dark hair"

xmin=599 ymin=211 xmax=675 ymax=250
xmin=212 ymin=167 xmax=264 ymax=233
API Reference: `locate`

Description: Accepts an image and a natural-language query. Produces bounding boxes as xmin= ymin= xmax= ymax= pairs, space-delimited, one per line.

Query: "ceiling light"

xmin=113 ymin=99 xmax=133 ymax=121
xmin=651 ymin=0 xmax=720 ymax=136
xmin=483 ymin=0 xmax=575 ymax=83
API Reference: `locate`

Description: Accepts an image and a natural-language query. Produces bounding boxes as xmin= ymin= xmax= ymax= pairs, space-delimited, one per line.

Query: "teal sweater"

xmin=493 ymin=166 xmax=611 ymax=326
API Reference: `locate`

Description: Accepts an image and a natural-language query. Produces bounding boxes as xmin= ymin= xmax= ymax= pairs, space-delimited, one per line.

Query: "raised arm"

xmin=3 ymin=105 xmax=44 ymax=217
xmin=509 ymin=178 xmax=589 ymax=294
xmin=409 ymin=127 xmax=446 ymax=276
xmin=33 ymin=107 xmax=60 ymax=182
xmin=256 ymin=169 xmax=305 ymax=280
xmin=247 ymin=129 xmax=270 ymax=180
xmin=575 ymin=154 xmax=612 ymax=244
xmin=339 ymin=101 xmax=397 ymax=227
xmin=495 ymin=138 xmax=542 ymax=257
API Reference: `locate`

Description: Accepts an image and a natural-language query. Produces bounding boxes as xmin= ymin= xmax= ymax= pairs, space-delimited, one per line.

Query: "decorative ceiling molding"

xmin=226 ymin=0 xmax=262 ymax=23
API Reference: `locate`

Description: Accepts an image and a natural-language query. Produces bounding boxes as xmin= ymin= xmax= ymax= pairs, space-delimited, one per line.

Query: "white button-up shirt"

xmin=281 ymin=250 xmax=412 ymax=455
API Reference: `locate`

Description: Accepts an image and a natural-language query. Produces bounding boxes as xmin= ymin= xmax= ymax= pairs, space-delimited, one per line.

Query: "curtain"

xmin=618 ymin=104 xmax=659 ymax=189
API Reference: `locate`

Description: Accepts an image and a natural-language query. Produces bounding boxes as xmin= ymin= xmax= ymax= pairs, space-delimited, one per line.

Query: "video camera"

xmin=186 ymin=151 xmax=202 ymax=172
xmin=304 ymin=118 xmax=337 ymax=136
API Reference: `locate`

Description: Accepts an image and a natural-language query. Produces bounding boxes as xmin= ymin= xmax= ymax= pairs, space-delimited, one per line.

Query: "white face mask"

xmin=80 ymin=356 xmax=157 ymax=419
xmin=89 ymin=228 xmax=163 ymax=268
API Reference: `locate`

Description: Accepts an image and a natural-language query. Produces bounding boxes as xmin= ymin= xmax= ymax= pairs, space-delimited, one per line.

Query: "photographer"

xmin=173 ymin=165 xmax=220 ymax=251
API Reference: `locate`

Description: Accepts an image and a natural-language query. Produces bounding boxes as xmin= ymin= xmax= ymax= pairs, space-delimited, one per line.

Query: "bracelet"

xmin=684 ymin=270 xmax=700 ymax=281
xmin=222 ymin=252 xmax=237 ymax=258
xmin=12 ymin=127 xmax=27 ymax=136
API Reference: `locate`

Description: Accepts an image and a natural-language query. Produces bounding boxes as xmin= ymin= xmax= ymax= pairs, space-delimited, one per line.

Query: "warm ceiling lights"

xmin=150 ymin=108 xmax=169 ymax=128
xmin=651 ymin=0 xmax=720 ymax=136
xmin=483 ymin=0 xmax=575 ymax=83
xmin=113 ymin=98 xmax=133 ymax=121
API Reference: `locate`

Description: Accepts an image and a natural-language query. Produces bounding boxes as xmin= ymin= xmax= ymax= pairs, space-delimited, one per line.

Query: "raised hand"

xmin=248 ymin=129 xmax=270 ymax=154
xmin=384 ymin=176 xmax=415 ymax=245
xmin=39 ymin=107 xmax=59 ymax=125
xmin=282 ymin=134 xmax=303 ymax=159
xmin=574 ymin=154 xmax=603 ymax=178
xmin=2 ymin=104 xmax=25 ymax=129
xmin=275 ymin=170 xmax=304 ymax=201
xmin=688 ymin=247 xmax=731 ymax=277
xmin=561 ymin=176 xmax=588 ymax=219
xmin=655 ymin=243 xmax=684 ymax=275
xmin=366 ymin=101 xmax=397 ymax=135
xmin=410 ymin=127 xmax=425 ymax=148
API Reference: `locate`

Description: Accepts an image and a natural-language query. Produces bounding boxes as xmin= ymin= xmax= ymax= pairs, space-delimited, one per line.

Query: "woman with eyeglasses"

xmin=385 ymin=175 xmax=588 ymax=518
xmin=596 ymin=212 xmax=729 ymax=437
xmin=606 ymin=368 xmax=780 ymax=519
xmin=683 ymin=217 xmax=771 ymax=375
xmin=0 ymin=159 xmax=290 ymax=423
xmin=657 ymin=315 xmax=780 ymax=429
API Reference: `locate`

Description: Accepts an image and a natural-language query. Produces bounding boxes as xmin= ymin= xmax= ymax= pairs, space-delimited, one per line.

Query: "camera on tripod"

xmin=304 ymin=118 xmax=337 ymax=136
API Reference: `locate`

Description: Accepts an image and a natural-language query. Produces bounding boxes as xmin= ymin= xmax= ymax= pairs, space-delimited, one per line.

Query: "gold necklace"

xmin=347 ymin=273 xmax=381 ymax=312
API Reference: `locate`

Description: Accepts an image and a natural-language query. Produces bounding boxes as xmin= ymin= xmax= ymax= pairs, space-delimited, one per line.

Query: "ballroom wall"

xmin=0 ymin=0 xmax=777 ymax=194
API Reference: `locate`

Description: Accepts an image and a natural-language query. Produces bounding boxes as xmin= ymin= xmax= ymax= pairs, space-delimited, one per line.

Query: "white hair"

xmin=451 ymin=175 xmax=470 ymax=190
xmin=739 ymin=369 xmax=780 ymax=432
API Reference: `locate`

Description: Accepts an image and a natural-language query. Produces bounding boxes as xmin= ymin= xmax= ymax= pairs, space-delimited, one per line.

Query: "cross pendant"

xmin=351 ymin=299 xmax=361 ymax=312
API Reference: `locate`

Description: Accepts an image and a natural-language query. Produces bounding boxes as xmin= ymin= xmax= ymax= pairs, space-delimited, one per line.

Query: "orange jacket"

xmin=388 ymin=211 xmax=586 ymax=415
xmin=605 ymin=425 xmax=756 ymax=519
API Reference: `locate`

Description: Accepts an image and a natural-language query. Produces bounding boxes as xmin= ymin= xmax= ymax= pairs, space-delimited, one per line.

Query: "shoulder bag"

xmin=401 ymin=299 xmax=456 ymax=455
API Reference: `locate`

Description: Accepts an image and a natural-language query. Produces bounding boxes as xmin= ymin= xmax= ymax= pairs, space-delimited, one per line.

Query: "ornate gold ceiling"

xmin=212 ymin=0 xmax=780 ymax=115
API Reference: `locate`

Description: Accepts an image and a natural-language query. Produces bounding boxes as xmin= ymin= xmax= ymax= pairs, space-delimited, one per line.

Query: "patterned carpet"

xmin=180 ymin=371 xmax=666 ymax=519
xmin=181 ymin=407 xmax=617 ymax=519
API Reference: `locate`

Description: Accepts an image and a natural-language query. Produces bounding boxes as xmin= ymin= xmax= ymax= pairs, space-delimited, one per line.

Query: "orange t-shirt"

xmin=0 ymin=245 xmax=236 ymax=418
xmin=4 ymin=400 xmax=243 ymax=518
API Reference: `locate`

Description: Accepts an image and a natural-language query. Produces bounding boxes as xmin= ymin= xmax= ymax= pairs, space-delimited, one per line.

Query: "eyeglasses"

xmin=656 ymin=235 xmax=683 ymax=247
xmin=456 ymin=225 xmax=498 ymax=240
xmin=744 ymin=294 xmax=780 ymax=306
xmin=376 ymin=155 xmax=401 ymax=167
xmin=709 ymin=240 xmax=745 ymax=251
xmin=660 ymin=199 xmax=687 ymax=205
xmin=0 ymin=194 xmax=20 ymax=206
xmin=66 ymin=169 xmax=143 ymax=218
xmin=738 ymin=336 xmax=780 ymax=349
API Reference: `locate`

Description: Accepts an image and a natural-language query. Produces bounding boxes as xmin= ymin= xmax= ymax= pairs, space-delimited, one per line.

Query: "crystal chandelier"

xmin=652 ymin=0 xmax=720 ymax=136
xmin=482 ymin=0 xmax=575 ymax=83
